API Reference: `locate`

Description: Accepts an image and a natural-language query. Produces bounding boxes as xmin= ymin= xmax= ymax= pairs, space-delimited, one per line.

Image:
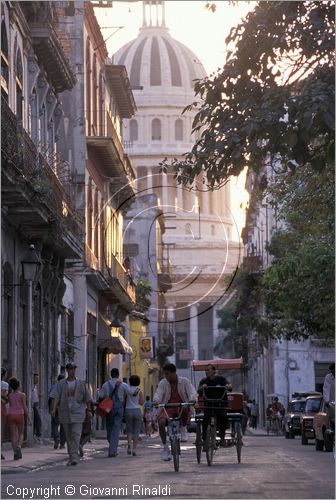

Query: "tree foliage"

xmin=215 ymin=267 xmax=260 ymax=360
xmin=135 ymin=279 xmax=152 ymax=313
xmin=261 ymin=161 xmax=335 ymax=340
xmin=161 ymin=1 xmax=334 ymax=188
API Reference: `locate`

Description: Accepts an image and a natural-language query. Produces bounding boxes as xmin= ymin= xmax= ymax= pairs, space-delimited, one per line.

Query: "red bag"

xmin=97 ymin=397 xmax=113 ymax=418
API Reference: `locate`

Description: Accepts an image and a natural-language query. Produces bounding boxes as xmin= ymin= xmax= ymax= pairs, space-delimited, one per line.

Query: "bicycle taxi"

xmin=192 ymin=357 xmax=245 ymax=466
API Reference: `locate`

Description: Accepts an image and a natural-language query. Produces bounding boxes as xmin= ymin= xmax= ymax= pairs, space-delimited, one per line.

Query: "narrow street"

xmin=2 ymin=431 xmax=334 ymax=499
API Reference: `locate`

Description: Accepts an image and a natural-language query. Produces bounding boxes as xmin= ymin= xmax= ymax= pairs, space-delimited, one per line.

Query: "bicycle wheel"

xmin=205 ymin=424 xmax=216 ymax=466
xmin=235 ymin=421 xmax=242 ymax=463
xmin=195 ymin=421 xmax=202 ymax=464
xmin=171 ymin=436 xmax=180 ymax=472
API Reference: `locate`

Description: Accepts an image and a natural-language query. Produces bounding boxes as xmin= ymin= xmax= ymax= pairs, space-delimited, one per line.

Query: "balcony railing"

xmin=103 ymin=254 xmax=136 ymax=304
xmin=1 ymin=97 xmax=82 ymax=242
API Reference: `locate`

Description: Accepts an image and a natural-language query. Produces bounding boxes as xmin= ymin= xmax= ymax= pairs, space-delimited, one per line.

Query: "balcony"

xmin=99 ymin=254 xmax=136 ymax=312
xmin=86 ymin=114 xmax=136 ymax=210
xmin=105 ymin=65 xmax=137 ymax=119
xmin=157 ymin=256 xmax=173 ymax=292
xmin=243 ymin=255 xmax=262 ymax=274
xmin=1 ymin=97 xmax=82 ymax=258
xmin=29 ymin=22 xmax=76 ymax=93
xmin=85 ymin=244 xmax=99 ymax=271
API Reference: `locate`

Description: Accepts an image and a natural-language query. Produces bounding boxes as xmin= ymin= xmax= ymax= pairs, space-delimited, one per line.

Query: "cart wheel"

xmin=235 ymin=421 xmax=242 ymax=463
xmin=205 ymin=424 xmax=216 ymax=466
xmin=171 ymin=436 xmax=179 ymax=472
xmin=196 ymin=422 xmax=202 ymax=464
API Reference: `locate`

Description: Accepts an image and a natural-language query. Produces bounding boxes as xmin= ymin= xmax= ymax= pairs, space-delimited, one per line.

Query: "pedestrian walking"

xmin=99 ymin=368 xmax=129 ymax=457
xmin=32 ymin=373 xmax=42 ymax=442
xmin=124 ymin=375 xmax=144 ymax=456
xmin=1 ymin=368 xmax=9 ymax=459
xmin=250 ymin=400 xmax=259 ymax=429
xmin=79 ymin=408 xmax=93 ymax=457
xmin=7 ymin=377 xmax=31 ymax=460
xmin=48 ymin=374 xmax=66 ymax=450
xmin=50 ymin=362 xmax=92 ymax=466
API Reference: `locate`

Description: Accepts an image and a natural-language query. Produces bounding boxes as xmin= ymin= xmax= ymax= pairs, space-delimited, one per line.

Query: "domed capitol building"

xmin=113 ymin=1 xmax=241 ymax=373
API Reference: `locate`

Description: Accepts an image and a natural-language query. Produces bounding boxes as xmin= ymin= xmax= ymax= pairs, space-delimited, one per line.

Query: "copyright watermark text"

xmin=6 ymin=483 xmax=172 ymax=498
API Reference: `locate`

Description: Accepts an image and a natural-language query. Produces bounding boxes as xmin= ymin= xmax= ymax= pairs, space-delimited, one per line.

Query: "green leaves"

xmin=135 ymin=279 xmax=152 ymax=313
xmin=261 ymin=161 xmax=335 ymax=340
xmin=163 ymin=1 xmax=334 ymax=188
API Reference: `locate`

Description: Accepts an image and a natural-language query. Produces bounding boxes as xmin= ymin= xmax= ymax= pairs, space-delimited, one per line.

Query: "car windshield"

xmin=305 ymin=399 xmax=320 ymax=413
xmin=290 ymin=401 xmax=305 ymax=412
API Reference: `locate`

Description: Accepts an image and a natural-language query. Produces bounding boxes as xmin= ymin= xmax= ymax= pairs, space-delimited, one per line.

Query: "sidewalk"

xmin=1 ymin=438 xmax=110 ymax=475
xmin=245 ymin=426 xmax=268 ymax=436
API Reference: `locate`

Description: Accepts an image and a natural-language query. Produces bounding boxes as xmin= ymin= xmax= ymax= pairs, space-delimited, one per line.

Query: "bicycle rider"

xmin=271 ymin=397 xmax=284 ymax=428
xmin=198 ymin=364 xmax=232 ymax=447
xmin=153 ymin=363 xmax=197 ymax=461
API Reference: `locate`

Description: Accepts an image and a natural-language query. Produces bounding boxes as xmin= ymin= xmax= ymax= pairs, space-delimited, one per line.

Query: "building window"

xmin=16 ymin=49 xmax=23 ymax=122
xmin=94 ymin=189 xmax=99 ymax=257
xmin=39 ymin=103 xmax=47 ymax=147
xmin=211 ymin=224 xmax=215 ymax=236
xmin=99 ymin=71 xmax=104 ymax=135
xmin=130 ymin=119 xmax=138 ymax=141
xmin=85 ymin=39 xmax=91 ymax=135
xmin=92 ymin=54 xmax=97 ymax=135
xmin=1 ymin=21 xmax=9 ymax=100
xmin=87 ymin=179 xmax=93 ymax=249
xmin=175 ymin=119 xmax=183 ymax=141
xmin=152 ymin=118 xmax=161 ymax=140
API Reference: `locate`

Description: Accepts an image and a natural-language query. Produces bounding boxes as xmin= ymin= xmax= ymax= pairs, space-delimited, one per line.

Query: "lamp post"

xmin=110 ymin=318 xmax=125 ymax=337
xmin=21 ymin=245 xmax=41 ymax=445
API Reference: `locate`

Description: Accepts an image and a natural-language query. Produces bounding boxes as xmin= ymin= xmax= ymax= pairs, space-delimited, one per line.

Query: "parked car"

xmin=300 ymin=395 xmax=322 ymax=445
xmin=283 ymin=392 xmax=321 ymax=439
xmin=314 ymin=399 xmax=334 ymax=452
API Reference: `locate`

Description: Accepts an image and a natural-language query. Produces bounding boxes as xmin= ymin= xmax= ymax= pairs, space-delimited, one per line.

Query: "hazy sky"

xmin=95 ymin=1 xmax=254 ymax=239
xmin=95 ymin=1 xmax=255 ymax=74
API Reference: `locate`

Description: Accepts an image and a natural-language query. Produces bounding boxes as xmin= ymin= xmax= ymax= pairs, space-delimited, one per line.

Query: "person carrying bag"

xmin=97 ymin=383 xmax=118 ymax=418
xmin=98 ymin=368 xmax=128 ymax=457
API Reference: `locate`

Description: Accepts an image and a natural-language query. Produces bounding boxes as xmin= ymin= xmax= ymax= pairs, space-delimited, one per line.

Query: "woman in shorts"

xmin=7 ymin=377 xmax=31 ymax=460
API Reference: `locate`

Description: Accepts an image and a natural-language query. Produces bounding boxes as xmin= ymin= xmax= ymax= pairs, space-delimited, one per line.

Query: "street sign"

xmin=140 ymin=336 xmax=153 ymax=359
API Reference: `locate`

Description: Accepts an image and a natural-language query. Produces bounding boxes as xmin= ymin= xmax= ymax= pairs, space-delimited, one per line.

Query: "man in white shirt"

xmin=153 ymin=363 xmax=197 ymax=461
xmin=50 ymin=363 xmax=92 ymax=466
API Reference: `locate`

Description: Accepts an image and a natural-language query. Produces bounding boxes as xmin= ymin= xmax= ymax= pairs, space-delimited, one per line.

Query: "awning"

xmin=98 ymin=334 xmax=133 ymax=355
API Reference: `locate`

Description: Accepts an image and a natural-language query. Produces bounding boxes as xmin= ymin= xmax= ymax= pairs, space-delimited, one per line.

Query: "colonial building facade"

xmin=111 ymin=0 xmax=241 ymax=376
xmin=1 ymin=1 xmax=142 ymax=440
xmin=1 ymin=1 xmax=81 ymax=439
xmin=242 ymin=168 xmax=334 ymax=424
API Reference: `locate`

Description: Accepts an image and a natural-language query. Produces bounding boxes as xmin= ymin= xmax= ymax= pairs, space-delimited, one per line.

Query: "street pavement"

xmin=1 ymin=438 xmax=108 ymax=475
xmin=1 ymin=429 xmax=334 ymax=499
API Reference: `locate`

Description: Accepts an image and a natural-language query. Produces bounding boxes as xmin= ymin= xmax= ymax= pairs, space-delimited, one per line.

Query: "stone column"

xmin=202 ymin=187 xmax=210 ymax=215
xmin=167 ymin=305 xmax=176 ymax=364
xmin=225 ymin=180 xmax=231 ymax=216
xmin=189 ymin=304 xmax=199 ymax=361
xmin=177 ymin=180 xmax=183 ymax=212
xmin=147 ymin=166 xmax=153 ymax=193
xmin=162 ymin=171 xmax=168 ymax=209
xmin=73 ymin=274 xmax=87 ymax=380
xmin=212 ymin=306 xmax=219 ymax=358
